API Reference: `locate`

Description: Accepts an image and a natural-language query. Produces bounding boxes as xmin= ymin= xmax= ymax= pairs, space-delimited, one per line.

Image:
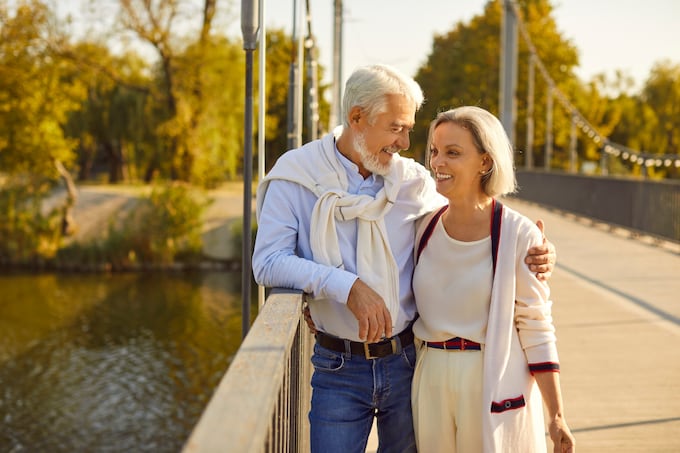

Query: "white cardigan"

xmin=414 ymin=202 xmax=559 ymax=452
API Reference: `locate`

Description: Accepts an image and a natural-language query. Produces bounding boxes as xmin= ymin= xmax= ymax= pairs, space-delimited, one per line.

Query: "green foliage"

xmin=514 ymin=0 xmax=579 ymax=157
xmin=412 ymin=0 xmax=579 ymax=164
xmin=62 ymin=42 xmax=153 ymax=183
xmin=2 ymin=0 xmax=677 ymax=196
xmin=0 ymin=178 xmax=62 ymax=262
xmin=58 ymin=182 xmax=209 ymax=267
xmin=1 ymin=2 xmax=331 ymax=188
xmin=642 ymin=61 xmax=680 ymax=156
xmin=131 ymin=182 xmax=209 ymax=263
xmin=172 ymin=35 xmax=246 ymax=185
xmin=599 ymin=61 xmax=680 ymax=178
xmin=0 ymin=0 xmax=82 ymax=180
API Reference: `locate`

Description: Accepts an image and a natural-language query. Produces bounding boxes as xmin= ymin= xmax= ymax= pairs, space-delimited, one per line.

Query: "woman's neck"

xmin=441 ymin=193 xmax=493 ymax=241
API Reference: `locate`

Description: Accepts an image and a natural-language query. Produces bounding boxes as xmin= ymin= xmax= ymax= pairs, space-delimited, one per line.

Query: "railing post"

xmin=545 ymin=86 xmax=553 ymax=171
xmin=569 ymin=111 xmax=578 ymax=173
xmin=525 ymin=55 xmax=535 ymax=170
xmin=600 ymin=145 xmax=609 ymax=176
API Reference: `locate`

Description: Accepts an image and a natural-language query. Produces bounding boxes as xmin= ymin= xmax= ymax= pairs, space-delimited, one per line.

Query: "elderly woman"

xmin=411 ymin=106 xmax=575 ymax=452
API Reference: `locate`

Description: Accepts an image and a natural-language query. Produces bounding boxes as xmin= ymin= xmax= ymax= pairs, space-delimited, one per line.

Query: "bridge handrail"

xmin=183 ymin=289 xmax=313 ymax=453
xmin=516 ymin=170 xmax=680 ymax=243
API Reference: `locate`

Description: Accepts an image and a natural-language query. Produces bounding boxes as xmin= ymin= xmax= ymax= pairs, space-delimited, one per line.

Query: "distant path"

xmin=201 ymin=182 xmax=254 ymax=260
xmin=47 ymin=182 xmax=251 ymax=261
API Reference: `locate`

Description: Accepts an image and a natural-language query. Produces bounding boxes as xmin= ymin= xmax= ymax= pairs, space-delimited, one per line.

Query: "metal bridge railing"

xmin=515 ymin=170 xmax=680 ymax=243
xmin=183 ymin=289 xmax=313 ymax=453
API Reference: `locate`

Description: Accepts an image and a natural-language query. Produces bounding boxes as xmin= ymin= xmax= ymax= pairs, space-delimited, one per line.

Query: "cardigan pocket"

xmin=490 ymin=395 xmax=526 ymax=413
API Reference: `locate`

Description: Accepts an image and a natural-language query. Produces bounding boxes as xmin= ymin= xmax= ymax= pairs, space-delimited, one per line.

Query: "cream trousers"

xmin=411 ymin=342 xmax=484 ymax=453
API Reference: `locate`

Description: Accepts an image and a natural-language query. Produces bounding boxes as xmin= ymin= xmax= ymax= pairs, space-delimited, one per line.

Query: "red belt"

xmin=425 ymin=337 xmax=481 ymax=351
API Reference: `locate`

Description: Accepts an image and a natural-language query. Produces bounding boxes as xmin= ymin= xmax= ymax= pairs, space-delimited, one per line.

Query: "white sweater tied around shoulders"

xmin=256 ymin=128 xmax=405 ymax=324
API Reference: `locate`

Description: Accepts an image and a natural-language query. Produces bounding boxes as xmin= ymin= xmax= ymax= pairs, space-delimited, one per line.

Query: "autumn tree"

xmin=61 ymin=42 xmax=153 ymax=182
xmin=174 ymin=35 xmax=245 ymax=185
xmin=0 ymin=0 xmax=86 ymax=259
xmin=0 ymin=1 xmax=82 ymax=179
xmin=642 ymin=61 xmax=680 ymax=156
xmin=113 ymin=0 xmax=254 ymax=186
xmin=412 ymin=0 xmax=579 ymax=168
xmin=604 ymin=61 xmax=680 ymax=179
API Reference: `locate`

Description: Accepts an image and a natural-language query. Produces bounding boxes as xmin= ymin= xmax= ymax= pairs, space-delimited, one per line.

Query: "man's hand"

xmin=346 ymin=279 xmax=393 ymax=343
xmin=525 ymin=219 xmax=557 ymax=281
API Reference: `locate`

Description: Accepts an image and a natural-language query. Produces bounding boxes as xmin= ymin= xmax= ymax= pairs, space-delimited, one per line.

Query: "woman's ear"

xmin=481 ymin=156 xmax=493 ymax=174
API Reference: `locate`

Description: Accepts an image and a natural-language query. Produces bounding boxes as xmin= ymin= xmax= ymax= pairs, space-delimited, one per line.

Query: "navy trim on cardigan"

xmin=491 ymin=395 xmax=526 ymax=413
xmin=529 ymin=362 xmax=561 ymax=374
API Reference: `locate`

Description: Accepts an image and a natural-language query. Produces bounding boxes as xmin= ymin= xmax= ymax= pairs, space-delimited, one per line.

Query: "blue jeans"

xmin=309 ymin=341 xmax=418 ymax=453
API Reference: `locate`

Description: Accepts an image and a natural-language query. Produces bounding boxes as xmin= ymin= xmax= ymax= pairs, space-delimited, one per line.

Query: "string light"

xmin=509 ymin=1 xmax=680 ymax=171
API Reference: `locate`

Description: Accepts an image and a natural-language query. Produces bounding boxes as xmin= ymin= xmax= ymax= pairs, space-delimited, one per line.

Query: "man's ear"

xmin=348 ymin=106 xmax=362 ymax=127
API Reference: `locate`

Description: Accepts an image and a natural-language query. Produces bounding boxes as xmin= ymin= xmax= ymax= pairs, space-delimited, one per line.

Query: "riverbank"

xmin=3 ymin=181 xmax=252 ymax=272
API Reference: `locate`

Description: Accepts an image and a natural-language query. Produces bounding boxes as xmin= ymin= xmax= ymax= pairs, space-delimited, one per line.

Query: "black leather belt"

xmin=315 ymin=327 xmax=414 ymax=359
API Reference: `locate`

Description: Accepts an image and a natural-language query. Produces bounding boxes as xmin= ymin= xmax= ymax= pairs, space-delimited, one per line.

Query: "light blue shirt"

xmin=252 ymin=140 xmax=444 ymax=341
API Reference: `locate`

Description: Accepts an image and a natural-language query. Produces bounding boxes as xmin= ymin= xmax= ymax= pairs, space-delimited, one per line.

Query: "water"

xmin=0 ymin=271 xmax=254 ymax=452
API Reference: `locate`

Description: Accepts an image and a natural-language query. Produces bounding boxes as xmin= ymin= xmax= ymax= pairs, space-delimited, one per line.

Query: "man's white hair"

xmin=341 ymin=64 xmax=424 ymax=128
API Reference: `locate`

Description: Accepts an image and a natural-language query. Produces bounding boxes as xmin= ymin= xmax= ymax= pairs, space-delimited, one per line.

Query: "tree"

xmin=174 ymin=35 xmax=245 ymax=185
xmin=0 ymin=1 xmax=82 ymax=177
xmin=116 ymin=0 xmax=186 ymax=181
xmin=412 ymin=0 xmax=579 ymax=168
xmin=61 ymin=42 xmax=153 ymax=182
xmin=0 ymin=0 xmax=85 ymax=258
xmin=568 ymin=72 xmax=628 ymax=168
xmin=642 ymin=61 xmax=680 ymax=156
xmin=115 ymin=0 xmax=252 ymax=185
xmin=514 ymin=0 xmax=579 ymax=169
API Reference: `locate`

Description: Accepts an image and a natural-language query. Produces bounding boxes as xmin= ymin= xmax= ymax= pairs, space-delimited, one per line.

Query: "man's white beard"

xmin=354 ymin=132 xmax=393 ymax=176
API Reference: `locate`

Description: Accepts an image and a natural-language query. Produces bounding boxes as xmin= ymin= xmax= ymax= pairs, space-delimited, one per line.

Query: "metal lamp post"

xmin=241 ymin=0 xmax=260 ymax=339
